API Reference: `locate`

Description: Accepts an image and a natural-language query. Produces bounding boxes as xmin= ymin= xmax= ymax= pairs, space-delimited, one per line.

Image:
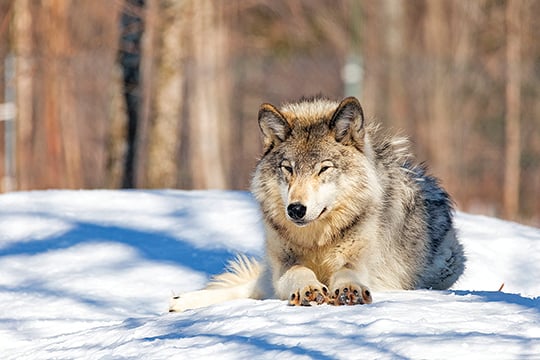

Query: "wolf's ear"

xmin=258 ymin=103 xmax=291 ymax=150
xmin=330 ymin=97 xmax=365 ymax=144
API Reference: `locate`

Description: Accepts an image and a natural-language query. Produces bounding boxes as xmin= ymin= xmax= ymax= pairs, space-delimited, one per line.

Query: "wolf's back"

xmin=404 ymin=163 xmax=465 ymax=289
xmin=406 ymin=164 xmax=453 ymax=253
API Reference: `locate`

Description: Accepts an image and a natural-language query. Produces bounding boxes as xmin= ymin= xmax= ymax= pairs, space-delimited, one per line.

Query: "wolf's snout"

xmin=287 ymin=202 xmax=307 ymax=221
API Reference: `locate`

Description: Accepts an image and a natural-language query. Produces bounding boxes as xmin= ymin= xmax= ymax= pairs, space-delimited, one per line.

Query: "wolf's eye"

xmin=281 ymin=165 xmax=293 ymax=174
xmin=318 ymin=166 xmax=332 ymax=176
xmin=280 ymin=161 xmax=293 ymax=175
xmin=319 ymin=166 xmax=331 ymax=175
xmin=318 ymin=161 xmax=334 ymax=175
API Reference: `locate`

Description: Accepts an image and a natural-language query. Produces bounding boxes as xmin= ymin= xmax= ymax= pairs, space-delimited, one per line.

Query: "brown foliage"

xmin=1 ymin=0 xmax=539 ymax=225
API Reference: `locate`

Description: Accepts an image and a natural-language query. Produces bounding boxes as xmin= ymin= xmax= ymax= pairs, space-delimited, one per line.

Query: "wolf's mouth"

xmin=292 ymin=207 xmax=328 ymax=227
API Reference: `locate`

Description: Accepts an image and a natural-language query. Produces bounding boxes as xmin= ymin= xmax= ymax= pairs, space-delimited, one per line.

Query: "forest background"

xmin=0 ymin=0 xmax=539 ymax=226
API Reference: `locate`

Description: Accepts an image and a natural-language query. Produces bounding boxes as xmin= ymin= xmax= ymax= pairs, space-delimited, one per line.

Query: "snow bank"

xmin=0 ymin=190 xmax=538 ymax=359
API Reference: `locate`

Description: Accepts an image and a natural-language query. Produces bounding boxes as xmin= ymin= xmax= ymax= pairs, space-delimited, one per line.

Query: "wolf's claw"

xmin=331 ymin=284 xmax=372 ymax=305
xmin=289 ymin=285 xmax=330 ymax=306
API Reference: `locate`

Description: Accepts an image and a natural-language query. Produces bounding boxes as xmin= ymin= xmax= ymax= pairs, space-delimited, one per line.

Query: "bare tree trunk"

xmin=450 ymin=0 xmax=480 ymax=207
xmin=47 ymin=0 xmax=82 ymax=187
xmin=13 ymin=0 xmax=34 ymax=190
xmin=503 ymin=0 xmax=522 ymax=220
xmin=0 ymin=3 xmax=11 ymax=190
xmin=359 ymin=1 xmax=385 ymax=119
xmin=106 ymin=64 xmax=128 ymax=189
xmin=187 ymin=0 xmax=231 ymax=189
xmin=424 ymin=0 xmax=454 ymax=190
xmin=136 ymin=0 xmax=155 ymax=187
xmin=13 ymin=0 xmax=121 ymax=189
xmin=384 ymin=0 xmax=407 ymax=131
xmin=139 ymin=0 xmax=186 ymax=188
xmin=136 ymin=0 xmax=231 ymax=189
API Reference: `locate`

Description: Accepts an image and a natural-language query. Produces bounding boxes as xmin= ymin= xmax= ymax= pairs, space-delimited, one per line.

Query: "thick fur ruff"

xmin=169 ymin=96 xmax=466 ymax=312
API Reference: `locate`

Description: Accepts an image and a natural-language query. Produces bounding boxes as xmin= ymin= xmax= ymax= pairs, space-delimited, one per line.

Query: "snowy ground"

xmin=0 ymin=189 xmax=539 ymax=359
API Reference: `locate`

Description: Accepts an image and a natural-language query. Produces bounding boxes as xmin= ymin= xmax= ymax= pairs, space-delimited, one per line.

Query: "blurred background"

xmin=0 ymin=0 xmax=539 ymax=226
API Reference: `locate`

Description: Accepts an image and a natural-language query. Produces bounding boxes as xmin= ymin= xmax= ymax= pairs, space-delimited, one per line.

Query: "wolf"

xmin=169 ymin=96 xmax=465 ymax=312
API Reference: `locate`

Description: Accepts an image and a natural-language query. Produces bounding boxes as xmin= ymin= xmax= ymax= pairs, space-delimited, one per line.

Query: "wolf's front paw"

xmin=331 ymin=283 xmax=372 ymax=305
xmin=289 ymin=284 xmax=330 ymax=306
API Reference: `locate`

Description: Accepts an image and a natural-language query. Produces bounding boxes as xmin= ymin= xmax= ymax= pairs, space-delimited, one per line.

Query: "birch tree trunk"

xmin=186 ymin=0 xmax=231 ymax=189
xmin=135 ymin=0 xmax=231 ymax=189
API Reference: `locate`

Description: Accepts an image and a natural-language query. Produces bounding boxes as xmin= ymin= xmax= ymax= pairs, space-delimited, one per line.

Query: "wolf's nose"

xmin=287 ymin=203 xmax=307 ymax=220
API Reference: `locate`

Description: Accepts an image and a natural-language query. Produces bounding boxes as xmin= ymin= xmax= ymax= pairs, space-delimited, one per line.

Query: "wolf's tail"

xmin=169 ymin=255 xmax=263 ymax=312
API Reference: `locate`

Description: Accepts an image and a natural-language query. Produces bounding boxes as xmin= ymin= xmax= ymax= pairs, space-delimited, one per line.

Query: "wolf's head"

xmin=253 ymin=96 xmax=377 ymax=229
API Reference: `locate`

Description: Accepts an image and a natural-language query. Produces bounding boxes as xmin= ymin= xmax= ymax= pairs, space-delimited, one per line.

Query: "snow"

xmin=0 ymin=189 xmax=539 ymax=359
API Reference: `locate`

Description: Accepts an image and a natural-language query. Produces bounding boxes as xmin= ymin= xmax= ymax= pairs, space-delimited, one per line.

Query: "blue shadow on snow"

xmin=452 ymin=290 xmax=540 ymax=311
xmin=0 ymin=217 xmax=236 ymax=276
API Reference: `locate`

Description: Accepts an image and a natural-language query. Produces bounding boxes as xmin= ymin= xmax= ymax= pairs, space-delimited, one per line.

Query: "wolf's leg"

xmin=274 ymin=265 xmax=330 ymax=306
xmin=328 ymin=268 xmax=372 ymax=305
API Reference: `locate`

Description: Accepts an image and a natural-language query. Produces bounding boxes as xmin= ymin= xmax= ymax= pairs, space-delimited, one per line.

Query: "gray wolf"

xmin=169 ymin=96 xmax=465 ymax=311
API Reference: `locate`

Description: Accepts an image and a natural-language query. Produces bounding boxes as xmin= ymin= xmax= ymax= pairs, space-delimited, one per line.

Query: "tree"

xmin=134 ymin=0 xmax=232 ymax=189
xmin=503 ymin=0 xmax=522 ymax=220
xmin=12 ymin=0 xmax=123 ymax=189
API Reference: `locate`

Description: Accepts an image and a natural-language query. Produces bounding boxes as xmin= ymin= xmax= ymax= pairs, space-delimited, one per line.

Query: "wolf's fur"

xmin=169 ymin=96 xmax=465 ymax=312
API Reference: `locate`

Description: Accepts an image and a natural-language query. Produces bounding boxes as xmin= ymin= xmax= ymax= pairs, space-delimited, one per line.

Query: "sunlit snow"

xmin=0 ymin=190 xmax=538 ymax=359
